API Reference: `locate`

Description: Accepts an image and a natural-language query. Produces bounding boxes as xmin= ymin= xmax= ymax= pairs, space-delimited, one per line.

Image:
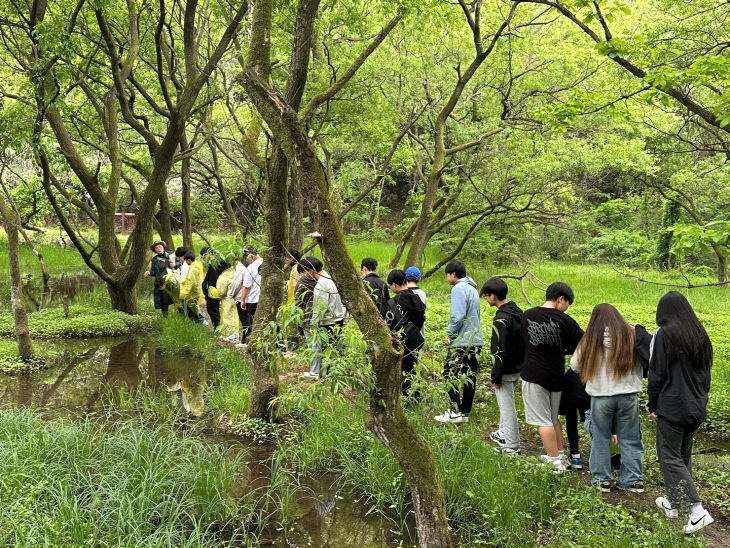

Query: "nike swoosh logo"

xmin=690 ymin=514 xmax=706 ymax=526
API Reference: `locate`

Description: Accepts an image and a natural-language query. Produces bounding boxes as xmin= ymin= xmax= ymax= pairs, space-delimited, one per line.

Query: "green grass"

xmin=0 ymin=303 xmax=156 ymax=338
xmin=276 ymin=396 xmax=699 ymax=547
xmin=0 ymin=409 xmax=263 ymax=547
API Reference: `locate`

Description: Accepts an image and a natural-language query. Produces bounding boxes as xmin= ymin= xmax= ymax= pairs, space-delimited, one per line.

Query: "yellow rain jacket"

xmin=179 ymin=260 xmax=205 ymax=315
xmin=211 ymin=267 xmax=240 ymax=336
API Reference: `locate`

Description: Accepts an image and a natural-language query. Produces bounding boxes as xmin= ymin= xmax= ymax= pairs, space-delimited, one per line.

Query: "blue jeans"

xmin=587 ymin=394 xmax=643 ymax=485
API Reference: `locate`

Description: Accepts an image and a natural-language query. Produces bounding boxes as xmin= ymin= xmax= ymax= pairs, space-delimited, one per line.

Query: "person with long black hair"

xmin=648 ymin=292 xmax=713 ymax=534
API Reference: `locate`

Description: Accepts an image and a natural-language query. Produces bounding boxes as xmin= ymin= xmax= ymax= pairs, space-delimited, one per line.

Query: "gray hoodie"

xmin=446 ymin=276 xmax=483 ymax=348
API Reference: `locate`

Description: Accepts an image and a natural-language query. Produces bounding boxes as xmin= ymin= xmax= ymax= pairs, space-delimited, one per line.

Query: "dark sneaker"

xmin=568 ymin=456 xmax=583 ymax=470
xmin=597 ymin=480 xmax=613 ymax=493
xmin=618 ymin=481 xmax=644 ymax=493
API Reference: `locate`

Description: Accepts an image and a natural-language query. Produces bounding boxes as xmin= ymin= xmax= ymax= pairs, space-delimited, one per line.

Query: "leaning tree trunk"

xmin=243 ymin=65 xmax=454 ymax=548
xmin=0 ymin=193 xmax=34 ymax=359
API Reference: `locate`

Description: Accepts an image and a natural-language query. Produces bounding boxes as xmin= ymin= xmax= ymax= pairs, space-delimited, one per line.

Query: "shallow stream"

xmin=0 ymin=335 xmax=413 ymax=546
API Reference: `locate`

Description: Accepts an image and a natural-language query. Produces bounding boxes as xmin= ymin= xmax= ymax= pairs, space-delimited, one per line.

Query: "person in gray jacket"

xmin=435 ymin=260 xmax=483 ymax=424
xmin=304 ymin=261 xmax=346 ymax=379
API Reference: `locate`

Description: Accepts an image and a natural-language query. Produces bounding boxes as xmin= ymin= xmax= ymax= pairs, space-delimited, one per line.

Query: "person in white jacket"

xmin=571 ymin=303 xmax=645 ymax=494
xmin=304 ymin=260 xmax=345 ymax=379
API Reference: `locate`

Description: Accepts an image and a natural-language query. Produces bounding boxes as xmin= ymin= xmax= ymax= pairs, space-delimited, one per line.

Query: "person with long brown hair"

xmin=570 ymin=303 xmax=644 ymax=493
xmin=649 ymin=292 xmax=713 ymax=534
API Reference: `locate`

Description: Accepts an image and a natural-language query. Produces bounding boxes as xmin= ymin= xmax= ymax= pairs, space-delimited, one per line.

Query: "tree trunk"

xmin=243 ymin=65 xmax=454 ymax=548
xmin=403 ymin=153 xmax=443 ymax=269
xmin=247 ymin=144 xmax=287 ymax=420
xmin=0 ymin=192 xmax=34 ymax=360
xmin=180 ymin=132 xmax=193 ymax=250
xmin=158 ymin=186 xmax=175 ymax=249
xmin=108 ymin=283 xmax=138 ymax=315
xmin=715 ymin=249 xmax=728 ymax=284
xmin=289 ymin=167 xmax=305 ymax=251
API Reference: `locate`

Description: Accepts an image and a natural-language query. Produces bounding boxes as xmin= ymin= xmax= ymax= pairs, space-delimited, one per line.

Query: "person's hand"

xmin=649 ymin=412 xmax=658 ymax=421
xmin=144 ymin=270 xmax=150 ymax=276
xmin=239 ymin=301 xmax=247 ymax=310
xmin=491 ymin=383 xmax=501 ymax=389
xmin=611 ymin=434 xmax=618 ymax=445
xmin=169 ymin=262 xmax=175 ymax=269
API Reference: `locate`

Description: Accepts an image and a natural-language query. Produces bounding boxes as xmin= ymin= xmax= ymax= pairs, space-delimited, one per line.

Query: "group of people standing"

xmin=480 ymin=277 xmax=714 ymax=535
xmin=147 ymin=244 xmax=715 ymax=534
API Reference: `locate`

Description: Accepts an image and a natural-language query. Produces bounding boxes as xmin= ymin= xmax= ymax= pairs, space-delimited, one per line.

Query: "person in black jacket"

xmin=648 ymin=292 xmax=713 ymax=534
xmin=144 ymin=241 xmax=179 ymax=316
xmin=200 ymin=247 xmax=230 ymax=329
xmin=482 ymin=277 xmax=525 ymax=455
xmin=361 ymin=258 xmax=390 ymax=318
xmin=386 ymin=269 xmax=426 ymax=401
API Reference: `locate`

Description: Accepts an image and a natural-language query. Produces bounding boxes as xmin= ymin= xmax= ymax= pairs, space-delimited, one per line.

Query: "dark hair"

xmin=545 ymin=281 xmax=574 ymax=304
xmin=445 ymin=260 xmax=466 ymax=279
xmin=175 ymin=246 xmax=189 ymax=258
xmin=387 ymin=269 xmax=406 ymax=286
xmin=576 ymin=304 xmax=635 ymax=383
xmin=200 ymin=247 xmax=212 ymax=256
xmin=656 ymin=292 xmax=713 ymax=369
xmin=242 ymin=246 xmax=257 ymax=259
xmin=288 ymin=248 xmax=301 ymax=263
xmin=481 ymin=277 xmax=508 ymax=300
xmin=361 ymin=257 xmax=378 ymax=271
xmin=183 ymin=251 xmax=195 ymax=261
xmin=300 ymin=255 xmax=323 ymax=273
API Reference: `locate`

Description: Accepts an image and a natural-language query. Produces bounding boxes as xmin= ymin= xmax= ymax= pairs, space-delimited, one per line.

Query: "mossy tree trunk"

xmin=158 ymin=187 xmax=175 ymax=250
xmin=0 ymin=188 xmax=33 ymax=360
xmin=243 ymin=62 xmax=454 ymax=547
xmin=245 ymin=0 xmax=321 ymax=420
xmin=180 ymin=131 xmax=194 ymax=250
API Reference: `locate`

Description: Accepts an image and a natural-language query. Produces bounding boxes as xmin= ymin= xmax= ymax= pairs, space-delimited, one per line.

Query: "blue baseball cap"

xmin=404 ymin=266 xmax=421 ymax=281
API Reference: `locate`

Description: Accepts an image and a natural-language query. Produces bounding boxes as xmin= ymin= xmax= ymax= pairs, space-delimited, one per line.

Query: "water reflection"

xmin=0 ymin=337 xmax=207 ymax=416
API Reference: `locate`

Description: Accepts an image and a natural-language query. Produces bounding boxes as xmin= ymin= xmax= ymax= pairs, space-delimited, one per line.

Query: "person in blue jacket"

xmin=435 ymin=260 xmax=483 ymax=424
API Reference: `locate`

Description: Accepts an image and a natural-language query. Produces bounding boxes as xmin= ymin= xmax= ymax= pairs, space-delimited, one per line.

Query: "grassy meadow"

xmin=2 ymin=234 xmax=730 ymax=545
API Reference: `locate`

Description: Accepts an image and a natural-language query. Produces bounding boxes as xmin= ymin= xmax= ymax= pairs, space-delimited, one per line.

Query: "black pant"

xmin=656 ymin=418 xmax=701 ymax=507
xmin=206 ymin=297 xmax=221 ymax=329
xmin=562 ymin=407 xmax=586 ymax=456
xmin=237 ymin=302 xmax=258 ymax=343
xmin=180 ymin=301 xmax=200 ymax=322
xmin=443 ymin=347 xmax=481 ymax=415
xmin=402 ymin=344 xmax=423 ymax=401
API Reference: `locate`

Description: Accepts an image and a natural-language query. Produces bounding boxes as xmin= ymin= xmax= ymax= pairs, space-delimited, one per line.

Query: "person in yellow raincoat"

xmin=179 ymin=251 xmax=205 ymax=321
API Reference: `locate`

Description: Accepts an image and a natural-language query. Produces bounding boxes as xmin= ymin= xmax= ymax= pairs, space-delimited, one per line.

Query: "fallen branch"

xmin=493 ymin=270 xmax=547 ymax=306
xmin=610 ymin=265 xmax=730 ymax=288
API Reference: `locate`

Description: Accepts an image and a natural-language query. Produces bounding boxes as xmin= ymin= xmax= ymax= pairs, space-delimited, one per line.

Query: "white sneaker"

xmin=490 ymin=431 xmax=506 ymax=446
xmin=655 ymin=497 xmax=678 ymax=519
xmin=302 ymin=372 xmax=320 ymax=380
xmin=434 ymin=410 xmax=461 ymax=423
xmin=235 ymin=343 xmax=248 ymax=349
xmin=684 ymin=512 xmax=714 ymax=534
xmin=494 ymin=446 xmax=521 ymax=457
xmin=540 ymin=454 xmax=567 ymax=473
xmin=224 ymin=334 xmax=239 ymax=343
xmin=453 ymin=413 xmax=469 ymax=423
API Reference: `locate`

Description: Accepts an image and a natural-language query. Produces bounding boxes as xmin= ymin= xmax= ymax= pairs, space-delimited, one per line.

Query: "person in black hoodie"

xmin=649 ymin=292 xmax=713 ymax=534
xmin=200 ymin=247 xmax=230 ymax=329
xmin=362 ymin=258 xmax=390 ymax=318
xmin=482 ymin=277 xmax=525 ymax=454
xmin=386 ymin=269 xmax=426 ymax=400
